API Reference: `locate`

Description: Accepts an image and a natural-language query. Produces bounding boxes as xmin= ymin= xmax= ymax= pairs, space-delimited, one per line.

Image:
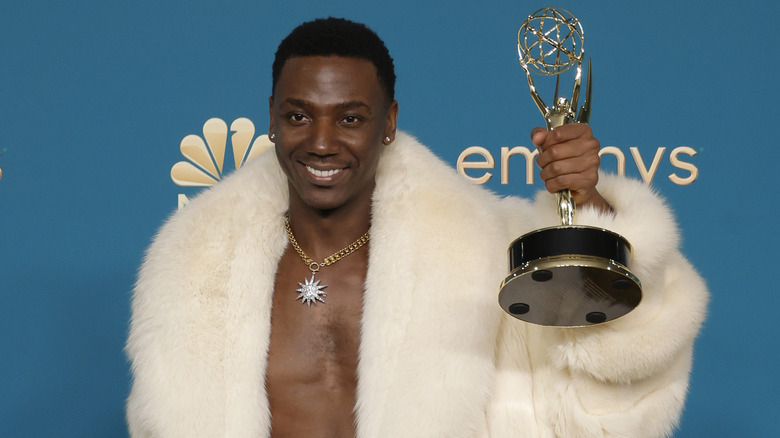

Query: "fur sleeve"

xmin=519 ymin=173 xmax=708 ymax=437
xmin=527 ymin=173 xmax=708 ymax=383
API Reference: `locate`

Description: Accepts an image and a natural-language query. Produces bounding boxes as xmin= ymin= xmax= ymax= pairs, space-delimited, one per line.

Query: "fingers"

xmin=534 ymin=122 xmax=595 ymax=150
xmin=536 ymin=137 xmax=600 ymax=170
xmin=540 ymin=162 xmax=600 ymax=195
xmin=530 ymin=124 xmax=602 ymax=205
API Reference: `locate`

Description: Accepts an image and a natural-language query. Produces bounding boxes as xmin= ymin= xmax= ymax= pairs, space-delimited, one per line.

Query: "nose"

xmin=308 ymin=119 xmax=339 ymax=156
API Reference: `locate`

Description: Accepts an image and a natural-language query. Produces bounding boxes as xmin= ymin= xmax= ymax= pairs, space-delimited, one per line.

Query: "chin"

xmin=297 ymin=191 xmax=348 ymax=212
xmin=290 ymin=181 xmax=373 ymax=213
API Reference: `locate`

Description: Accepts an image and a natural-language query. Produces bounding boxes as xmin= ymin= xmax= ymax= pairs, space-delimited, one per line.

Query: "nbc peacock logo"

xmin=171 ymin=117 xmax=273 ymax=208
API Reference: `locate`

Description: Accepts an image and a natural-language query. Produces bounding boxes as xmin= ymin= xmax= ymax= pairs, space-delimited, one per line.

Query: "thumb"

xmin=530 ymin=127 xmax=547 ymax=148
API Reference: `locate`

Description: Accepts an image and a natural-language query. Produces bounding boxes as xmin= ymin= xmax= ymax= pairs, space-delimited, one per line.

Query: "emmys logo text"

xmin=457 ymin=145 xmax=698 ymax=186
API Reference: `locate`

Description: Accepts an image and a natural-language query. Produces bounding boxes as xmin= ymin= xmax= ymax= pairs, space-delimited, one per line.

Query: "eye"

xmin=341 ymin=115 xmax=362 ymax=125
xmin=287 ymin=113 xmax=308 ymax=124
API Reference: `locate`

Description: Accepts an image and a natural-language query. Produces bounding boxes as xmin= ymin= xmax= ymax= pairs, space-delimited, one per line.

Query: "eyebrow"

xmin=284 ymin=98 xmax=373 ymax=115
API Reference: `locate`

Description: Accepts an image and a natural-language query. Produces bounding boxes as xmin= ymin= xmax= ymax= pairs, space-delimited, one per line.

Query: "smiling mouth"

xmin=306 ymin=165 xmax=343 ymax=178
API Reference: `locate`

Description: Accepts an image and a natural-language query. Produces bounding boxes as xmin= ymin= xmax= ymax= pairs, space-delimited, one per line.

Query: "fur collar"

xmin=128 ymin=132 xmax=513 ymax=437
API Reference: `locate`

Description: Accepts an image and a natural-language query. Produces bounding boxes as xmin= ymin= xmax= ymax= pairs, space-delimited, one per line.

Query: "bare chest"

xmin=265 ymin=247 xmax=367 ymax=437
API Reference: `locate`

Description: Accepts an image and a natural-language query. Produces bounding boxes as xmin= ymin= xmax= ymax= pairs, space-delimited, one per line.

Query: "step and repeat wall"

xmin=1 ymin=1 xmax=775 ymax=436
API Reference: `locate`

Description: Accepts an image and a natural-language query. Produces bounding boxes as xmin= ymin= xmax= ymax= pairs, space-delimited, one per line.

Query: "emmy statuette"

xmin=498 ymin=7 xmax=642 ymax=327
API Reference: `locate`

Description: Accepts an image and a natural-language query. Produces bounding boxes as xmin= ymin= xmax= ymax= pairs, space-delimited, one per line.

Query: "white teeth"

xmin=306 ymin=166 xmax=342 ymax=178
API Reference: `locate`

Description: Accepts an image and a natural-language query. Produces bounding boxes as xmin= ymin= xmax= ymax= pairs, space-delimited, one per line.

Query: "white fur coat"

xmin=126 ymin=132 xmax=707 ymax=437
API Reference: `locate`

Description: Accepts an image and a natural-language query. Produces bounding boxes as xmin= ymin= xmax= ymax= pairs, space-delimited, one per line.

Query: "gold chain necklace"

xmin=284 ymin=213 xmax=370 ymax=308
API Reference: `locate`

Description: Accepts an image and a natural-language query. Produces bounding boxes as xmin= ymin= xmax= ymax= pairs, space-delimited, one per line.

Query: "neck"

xmin=286 ymin=198 xmax=372 ymax=262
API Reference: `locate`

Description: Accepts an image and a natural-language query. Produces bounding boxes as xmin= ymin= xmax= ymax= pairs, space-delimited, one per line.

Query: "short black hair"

xmin=272 ymin=17 xmax=396 ymax=102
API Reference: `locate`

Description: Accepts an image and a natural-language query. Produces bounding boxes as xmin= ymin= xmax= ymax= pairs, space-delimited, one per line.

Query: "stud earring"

xmin=270 ymin=133 xmax=276 ymax=139
xmin=384 ymin=136 xmax=391 ymax=143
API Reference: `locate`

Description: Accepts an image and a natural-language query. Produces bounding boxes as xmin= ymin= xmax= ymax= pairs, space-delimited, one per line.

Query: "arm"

xmin=524 ymin=174 xmax=708 ymax=437
xmin=490 ymin=126 xmax=708 ymax=437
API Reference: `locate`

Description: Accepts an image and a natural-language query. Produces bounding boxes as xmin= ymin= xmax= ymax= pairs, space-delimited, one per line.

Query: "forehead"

xmin=274 ymin=56 xmax=386 ymax=104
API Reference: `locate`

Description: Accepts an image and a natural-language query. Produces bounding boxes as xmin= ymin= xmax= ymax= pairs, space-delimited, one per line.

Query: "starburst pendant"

xmin=296 ymin=273 xmax=327 ymax=308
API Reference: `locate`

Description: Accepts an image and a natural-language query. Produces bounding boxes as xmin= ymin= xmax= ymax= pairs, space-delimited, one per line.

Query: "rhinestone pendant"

xmin=296 ymin=272 xmax=327 ymax=308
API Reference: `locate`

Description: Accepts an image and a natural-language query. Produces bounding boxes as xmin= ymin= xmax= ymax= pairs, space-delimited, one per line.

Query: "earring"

xmin=384 ymin=136 xmax=391 ymax=143
xmin=270 ymin=133 xmax=276 ymax=139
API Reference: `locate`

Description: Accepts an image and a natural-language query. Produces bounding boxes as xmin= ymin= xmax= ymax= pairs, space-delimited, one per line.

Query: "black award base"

xmin=498 ymin=226 xmax=642 ymax=327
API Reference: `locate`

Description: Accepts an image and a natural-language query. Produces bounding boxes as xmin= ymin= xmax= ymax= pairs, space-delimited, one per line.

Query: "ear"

xmin=382 ymin=99 xmax=399 ymax=144
xmin=268 ymin=96 xmax=276 ymax=142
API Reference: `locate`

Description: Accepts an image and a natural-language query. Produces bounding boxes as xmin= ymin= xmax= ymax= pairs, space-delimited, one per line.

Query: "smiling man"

xmin=266 ymin=54 xmax=394 ymax=437
xmin=126 ymin=18 xmax=707 ymax=438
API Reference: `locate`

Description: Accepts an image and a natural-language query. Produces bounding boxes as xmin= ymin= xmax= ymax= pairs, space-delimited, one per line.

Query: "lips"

xmin=298 ymin=162 xmax=349 ymax=186
xmin=306 ymin=166 xmax=343 ymax=178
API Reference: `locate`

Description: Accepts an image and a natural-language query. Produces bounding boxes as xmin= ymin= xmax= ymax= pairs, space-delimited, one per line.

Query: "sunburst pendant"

xmin=296 ymin=273 xmax=327 ymax=308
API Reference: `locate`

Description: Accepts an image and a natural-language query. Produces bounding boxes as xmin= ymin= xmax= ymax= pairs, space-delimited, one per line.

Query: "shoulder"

xmin=376 ymin=132 xmax=502 ymax=220
xmin=154 ymin=150 xmax=286 ymax=248
xmin=375 ymin=131 xmax=534 ymax=244
xmin=137 ymin=149 xmax=287 ymax=294
xmin=373 ymin=132 xmax=527 ymax=258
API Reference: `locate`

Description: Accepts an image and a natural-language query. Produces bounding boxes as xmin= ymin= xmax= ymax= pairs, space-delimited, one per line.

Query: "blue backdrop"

xmin=1 ymin=1 xmax=776 ymax=436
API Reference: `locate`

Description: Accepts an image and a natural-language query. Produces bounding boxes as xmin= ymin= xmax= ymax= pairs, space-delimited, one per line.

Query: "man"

xmin=126 ymin=18 xmax=707 ymax=437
